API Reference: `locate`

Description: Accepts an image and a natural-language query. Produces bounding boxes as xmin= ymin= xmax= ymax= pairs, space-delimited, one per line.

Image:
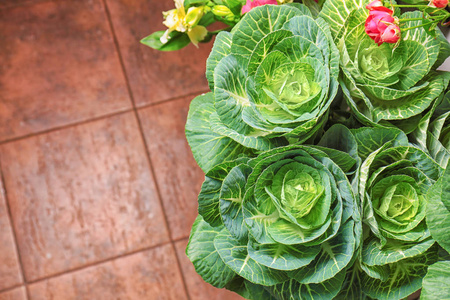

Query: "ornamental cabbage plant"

xmin=319 ymin=0 xmax=450 ymax=131
xmin=175 ymin=1 xmax=450 ymax=299
xmin=186 ymin=4 xmax=339 ymax=173
xmin=186 ymin=142 xmax=361 ymax=299
xmin=348 ymin=127 xmax=446 ymax=300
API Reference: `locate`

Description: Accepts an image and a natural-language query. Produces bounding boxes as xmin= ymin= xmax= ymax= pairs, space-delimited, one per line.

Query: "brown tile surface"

xmin=105 ymin=0 xmax=211 ymax=107
xmin=138 ymin=96 xmax=204 ymax=240
xmin=175 ymin=239 xmax=243 ymax=300
xmin=0 ymin=176 xmax=22 ymax=291
xmin=0 ymin=113 xmax=169 ymax=282
xmin=0 ymin=0 xmax=131 ymax=142
xmin=0 ymin=0 xmax=45 ymax=9
xmin=28 ymin=243 xmax=188 ymax=300
xmin=0 ymin=287 xmax=27 ymax=300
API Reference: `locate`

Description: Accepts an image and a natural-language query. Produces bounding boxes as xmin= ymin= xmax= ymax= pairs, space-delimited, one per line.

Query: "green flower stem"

xmin=392 ymin=4 xmax=431 ymax=7
xmin=398 ymin=17 xmax=427 ymax=22
xmin=402 ymin=21 xmax=437 ymax=31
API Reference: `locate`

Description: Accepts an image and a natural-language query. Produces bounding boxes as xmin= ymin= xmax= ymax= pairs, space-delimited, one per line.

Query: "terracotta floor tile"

xmin=0 ymin=113 xmax=169 ymax=281
xmin=0 ymin=0 xmax=131 ymax=142
xmin=28 ymin=244 xmax=188 ymax=300
xmin=175 ymin=239 xmax=243 ymax=300
xmin=138 ymin=96 xmax=204 ymax=240
xmin=0 ymin=287 xmax=27 ymax=300
xmin=105 ymin=0 xmax=212 ymax=107
xmin=0 ymin=177 xmax=22 ymax=291
xmin=0 ymin=0 xmax=46 ymax=9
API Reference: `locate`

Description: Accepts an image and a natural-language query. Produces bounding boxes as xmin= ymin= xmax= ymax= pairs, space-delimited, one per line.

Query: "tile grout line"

xmin=0 ymin=163 xmax=30 ymax=300
xmin=0 ymin=108 xmax=133 ymax=146
xmin=137 ymin=89 xmax=211 ymax=109
xmin=23 ymin=240 xmax=173 ymax=286
xmin=0 ymin=91 xmax=210 ymax=147
xmin=0 ymin=284 xmax=25 ymax=295
xmin=100 ymin=1 xmax=192 ymax=299
xmin=0 ymin=235 xmax=192 ymax=293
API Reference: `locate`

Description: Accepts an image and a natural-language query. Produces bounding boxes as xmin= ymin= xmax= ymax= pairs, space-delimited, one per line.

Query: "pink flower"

xmin=380 ymin=24 xmax=400 ymax=44
xmin=430 ymin=0 xmax=448 ymax=8
xmin=366 ymin=0 xmax=384 ymax=10
xmin=241 ymin=0 xmax=278 ymax=14
xmin=365 ymin=10 xmax=399 ymax=45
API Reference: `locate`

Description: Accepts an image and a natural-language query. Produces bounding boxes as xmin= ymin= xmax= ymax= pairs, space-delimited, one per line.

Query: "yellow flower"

xmin=187 ymin=25 xmax=208 ymax=47
xmin=276 ymin=0 xmax=293 ymax=4
xmin=160 ymin=0 xmax=207 ymax=47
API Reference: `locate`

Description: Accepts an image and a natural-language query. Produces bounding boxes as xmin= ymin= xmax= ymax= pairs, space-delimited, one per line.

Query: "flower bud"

xmin=380 ymin=24 xmax=400 ymax=44
xmin=212 ymin=5 xmax=233 ymax=17
xmin=185 ymin=6 xmax=204 ymax=28
xmin=276 ymin=0 xmax=293 ymax=4
xmin=430 ymin=0 xmax=448 ymax=8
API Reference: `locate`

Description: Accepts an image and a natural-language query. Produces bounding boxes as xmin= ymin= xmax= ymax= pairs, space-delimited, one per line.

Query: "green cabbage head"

xmin=319 ymin=0 xmax=450 ymax=130
xmin=350 ymin=127 xmax=445 ymax=300
xmin=186 ymin=4 xmax=339 ymax=173
xmin=186 ymin=143 xmax=360 ymax=299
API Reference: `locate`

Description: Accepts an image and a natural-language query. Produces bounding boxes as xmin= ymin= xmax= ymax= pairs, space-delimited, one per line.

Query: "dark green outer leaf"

xmin=317 ymin=124 xmax=359 ymax=173
xmin=198 ymin=159 xmax=247 ymax=227
xmin=319 ymin=124 xmax=358 ymax=160
xmin=362 ymin=247 xmax=439 ymax=300
xmin=302 ymin=0 xmax=321 ymax=17
xmin=268 ymin=269 xmax=346 ymax=300
xmin=289 ymin=220 xmax=356 ymax=284
xmin=350 ymin=127 xmax=408 ymax=162
xmin=198 ymin=176 xmax=223 ymax=227
xmin=225 ymin=276 xmax=277 ymax=300
xmin=185 ymin=92 xmax=253 ymax=173
xmin=335 ymin=266 xmax=369 ymax=300
xmin=206 ymin=31 xmax=232 ymax=90
xmin=247 ymin=238 xmax=320 ymax=271
xmin=426 ymin=168 xmax=450 ymax=253
xmin=421 ymin=261 xmax=450 ymax=300
xmin=220 ymin=164 xmax=252 ymax=240
xmin=186 ymin=216 xmax=236 ymax=288
xmin=434 ymin=30 xmax=450 ymax=69
xmin=362 ymin=237 xmax=435 ymax=266
xmin=214 ymin=229 xmax=289 ymax=286
xmin=360 ymin=263 xmax=389 ymax=282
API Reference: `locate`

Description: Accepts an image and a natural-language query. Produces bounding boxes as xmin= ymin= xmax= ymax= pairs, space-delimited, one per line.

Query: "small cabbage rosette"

xmin=191 ymin=4 xmax=339 ymax=158
xmin=357 ymin=140 xmax=444 ymax=300
xmin=186 ymin=144 xmax=360 ymax=299
xmin=319 ymin=0 xmax=450 ymax=130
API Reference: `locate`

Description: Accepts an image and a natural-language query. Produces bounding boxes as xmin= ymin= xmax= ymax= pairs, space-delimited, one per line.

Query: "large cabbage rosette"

xmin=185 ymin=4 xmax=339 ymax=173
xmin=319 ymin=0 xmax=450 ymax=130
xmin=350 ymin=127 xmax=446 ymax=300
xmin=186 ymin=143 xmax=361 ymax=299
